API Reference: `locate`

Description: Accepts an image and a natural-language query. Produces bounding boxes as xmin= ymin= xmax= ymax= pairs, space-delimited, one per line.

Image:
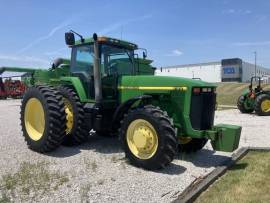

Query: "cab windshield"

xmin=101 ymin=45 xmax=134 ymax=76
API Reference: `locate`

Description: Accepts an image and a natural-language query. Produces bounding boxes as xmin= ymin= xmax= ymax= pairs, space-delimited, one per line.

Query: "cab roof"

xmin=75 ymin=36 xmax=138 ymax=50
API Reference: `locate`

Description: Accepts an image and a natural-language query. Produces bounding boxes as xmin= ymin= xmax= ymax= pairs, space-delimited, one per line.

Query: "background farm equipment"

xmin=0 ymin=78 xmax=7 ymax=99
xmin=1 ymin=31 xmax=242 ymax=170
xmin=237 ymin=76 xmax=270 ymax=116
xmin=0 ymin=77 xmax=27 ymax=99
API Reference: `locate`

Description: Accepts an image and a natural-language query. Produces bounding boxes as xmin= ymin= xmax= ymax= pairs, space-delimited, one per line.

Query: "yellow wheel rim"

xmin=24 ymin=98 xmax=45 ymax=141
xmin=179 ymin=137 xmax=192 ymax=145
xmin=126 ymin=119 xmax=158 ymax=160
xmin=63 ymin=98 xmax=74 ymax=134
xmin=261 ymin=99 xmax=270 ymax=113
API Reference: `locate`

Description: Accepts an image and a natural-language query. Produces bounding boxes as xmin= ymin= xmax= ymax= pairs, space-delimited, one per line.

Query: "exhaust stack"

xmin=93 ymin=33 xmax=102 ymax=105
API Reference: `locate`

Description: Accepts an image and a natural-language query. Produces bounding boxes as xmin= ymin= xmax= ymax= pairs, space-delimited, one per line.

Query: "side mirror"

xmin=65 ymin=32 xmax=75 ymax=46
xmin=143 ymin=51 xmax=147 ymax=59
xmin=93 ymin=33 xmax=98 ymax=41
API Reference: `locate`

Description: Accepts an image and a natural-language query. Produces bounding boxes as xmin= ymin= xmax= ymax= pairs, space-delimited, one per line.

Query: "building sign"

xmin=223 ymin=67 xmax=235 ymax=74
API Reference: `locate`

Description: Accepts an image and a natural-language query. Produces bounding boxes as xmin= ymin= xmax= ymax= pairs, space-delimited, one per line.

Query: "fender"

xmin=111 ymin=95 xmax=152 ymax=130
xmin=57 ymin=77 xmax=94 ymax=102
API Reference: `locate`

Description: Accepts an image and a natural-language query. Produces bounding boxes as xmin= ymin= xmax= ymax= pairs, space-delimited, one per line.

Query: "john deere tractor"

xmin=0 ymin=31 xmax=242 ymax=170
xmin=237 ymin=76 xmax=270 ymax=116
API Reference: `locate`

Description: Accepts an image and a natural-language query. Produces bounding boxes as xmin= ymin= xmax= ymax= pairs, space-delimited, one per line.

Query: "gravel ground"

xmin=0 ymin=99 xmax=269 ymax=203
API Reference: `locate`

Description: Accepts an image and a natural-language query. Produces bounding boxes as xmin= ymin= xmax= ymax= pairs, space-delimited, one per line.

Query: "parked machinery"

xmin=0 ymin=32 xmax=242 ymax=170
xmin=237 ymin=76 xmax=270 ymax=116
xmin=0 ymin=77 xmax=27 ymax=99
xmin=0 ymin=78 xmax=7 ymax=99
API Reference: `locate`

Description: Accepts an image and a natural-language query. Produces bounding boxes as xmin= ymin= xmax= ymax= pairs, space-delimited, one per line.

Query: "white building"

xmin=155 ymin=58 xmax=270 ymax=83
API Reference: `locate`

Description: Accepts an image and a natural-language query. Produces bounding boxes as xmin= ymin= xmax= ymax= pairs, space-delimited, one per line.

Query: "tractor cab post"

xmin=249 ymin=76 xmax=262 ymax=93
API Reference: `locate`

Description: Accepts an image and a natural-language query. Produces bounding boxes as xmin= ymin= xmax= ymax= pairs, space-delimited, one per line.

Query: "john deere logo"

xmin=223 ymin=67 xmax=235 ymax=74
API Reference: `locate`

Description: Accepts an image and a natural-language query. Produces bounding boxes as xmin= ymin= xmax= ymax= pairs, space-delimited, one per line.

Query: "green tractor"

xmin=237 ymin=76 xmax=270 ymax=116
xmin=1 ymin=31 xmax=242 ymax=170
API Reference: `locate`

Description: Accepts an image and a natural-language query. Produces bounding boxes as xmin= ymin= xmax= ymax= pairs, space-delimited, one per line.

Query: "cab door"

xmin=70 ymin=45 xmax=95 ymax=99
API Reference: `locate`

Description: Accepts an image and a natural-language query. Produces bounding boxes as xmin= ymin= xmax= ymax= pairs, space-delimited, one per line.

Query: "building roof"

xmin=161 ymin=58 xmax=270 ymax=70
xmin=161 ymin=61 xmax=220 ymax=69
xmin=243 ymin=61 xmax=270 ymax=71
xmin=0 ymin=72 xmax=27 ymax=78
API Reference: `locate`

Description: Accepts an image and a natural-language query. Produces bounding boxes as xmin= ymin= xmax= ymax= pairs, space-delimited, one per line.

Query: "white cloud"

xmin=244 ymin=10 xmax=252 ymax=14
xmin=17 ymin=19 xmax=74 ymax=54
xmin=228 ymin=9 xmax=235 ymax=13
xmin=255 ymin=15 xmax=268 ymax=23
xmin=166 ymin=49 xmax=183 ymax=57
xmin=222 ymin=9 xmax=252 ymax=15
xmin=232 ymin=41 xmax=270 ymax=46
xmin=44 ymin=47 xmax=67 ymax=56
xmin=0 ymin=54 xmax=49 ymax=66
xmin=98 ymin=14 xmax=152 ymax=35
xmin=172 ymin=49 xmax=183 ymax=56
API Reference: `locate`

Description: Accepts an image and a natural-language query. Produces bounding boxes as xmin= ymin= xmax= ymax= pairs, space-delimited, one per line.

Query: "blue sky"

xmin=0 ymin=0 xmax=269 ymax=69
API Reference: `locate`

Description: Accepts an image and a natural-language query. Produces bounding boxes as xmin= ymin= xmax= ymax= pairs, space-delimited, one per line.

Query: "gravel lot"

xmin=0 ymin=99 xmax=269 ymax=202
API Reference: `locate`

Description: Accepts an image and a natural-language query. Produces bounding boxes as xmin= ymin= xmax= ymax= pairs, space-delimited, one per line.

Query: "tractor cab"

xmin=249 ymin=76 xmax=263 ymax=94
xmin=65 ymin=31 xmax=154 ymax=102
xmin=70 ymin=37 xmax=136 ymax=75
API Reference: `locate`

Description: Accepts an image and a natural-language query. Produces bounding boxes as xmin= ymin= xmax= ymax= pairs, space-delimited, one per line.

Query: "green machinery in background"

xmin=237 ymin=76 xmax=270 ymax=116
xmin=0 ymin=31 xmax=242 ymax=170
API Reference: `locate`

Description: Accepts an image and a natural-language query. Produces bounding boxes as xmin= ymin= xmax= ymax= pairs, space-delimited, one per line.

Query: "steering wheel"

xmin=107 ymin=62 xmax=117 ymax=74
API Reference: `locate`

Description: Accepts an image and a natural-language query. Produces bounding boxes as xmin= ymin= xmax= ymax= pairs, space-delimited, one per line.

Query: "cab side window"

xmin=71 ymin=45 xmax=94 ymax=76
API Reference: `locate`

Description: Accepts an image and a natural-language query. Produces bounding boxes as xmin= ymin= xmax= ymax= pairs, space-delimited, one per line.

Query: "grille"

xmin=190 ymin=89 xmax=216 ymax=130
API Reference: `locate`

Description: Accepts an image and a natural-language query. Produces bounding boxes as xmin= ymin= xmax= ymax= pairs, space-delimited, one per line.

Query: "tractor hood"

xmin=119 ymin=75 xmax=216 ymax=90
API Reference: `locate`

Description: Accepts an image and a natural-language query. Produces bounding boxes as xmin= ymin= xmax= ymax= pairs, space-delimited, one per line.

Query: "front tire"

xmin=119 ymin=105 xmax=177 ymax=170
xmin=21 ymin=85 xmax=66 ymax=152
xmin=237 ymin=95 xmax=254 ymax=113
xmin=254 ymin=94 xmax=270 ymax=116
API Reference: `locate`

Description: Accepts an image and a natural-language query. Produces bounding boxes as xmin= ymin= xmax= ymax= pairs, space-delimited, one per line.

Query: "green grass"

xmin=195 ymin=151 xmax=270 ymax=203
xmin=216 ymin=82 xmax=270 ymax=106
xmin=0 ymin=161 xmax=69 ymax=202
xmin=0 ymin=192 xmax=11 ymax=203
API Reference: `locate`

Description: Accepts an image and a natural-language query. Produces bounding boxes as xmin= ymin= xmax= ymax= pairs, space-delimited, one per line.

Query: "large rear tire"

xmin=21 ymin=85 xmax=66 ymax=152
xmin=178 ymin=137 xmax=208 ymax=153
xmin=58 ymin=86 xmax=91 ymax=145
xmin=254 ymin=94 xmax=270 ymax=116
xmin=119 ymin=105 xmax=177 ymax=170
xmin=237 ymin=95 xmax=254 ymax=113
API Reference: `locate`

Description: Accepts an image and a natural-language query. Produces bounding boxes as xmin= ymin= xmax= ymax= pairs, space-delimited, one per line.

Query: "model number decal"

xmin=118 ymin=86 xmax=188 ymax=91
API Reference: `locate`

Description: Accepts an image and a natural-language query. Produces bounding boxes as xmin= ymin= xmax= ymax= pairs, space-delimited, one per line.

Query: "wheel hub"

xmin=24 ymin=98 xmax=45 ymax=141
xmin=261 ymin=99 xmax=270 ymax=112
xmin=127 ymin=119 xmax=158 ymax=159
xmin=63 ymin=98 xmax=74 ymax=134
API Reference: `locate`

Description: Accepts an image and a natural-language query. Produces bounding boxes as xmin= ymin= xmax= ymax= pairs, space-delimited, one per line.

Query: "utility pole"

xmin=254 ymin=51 xmax=257 ymax=77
